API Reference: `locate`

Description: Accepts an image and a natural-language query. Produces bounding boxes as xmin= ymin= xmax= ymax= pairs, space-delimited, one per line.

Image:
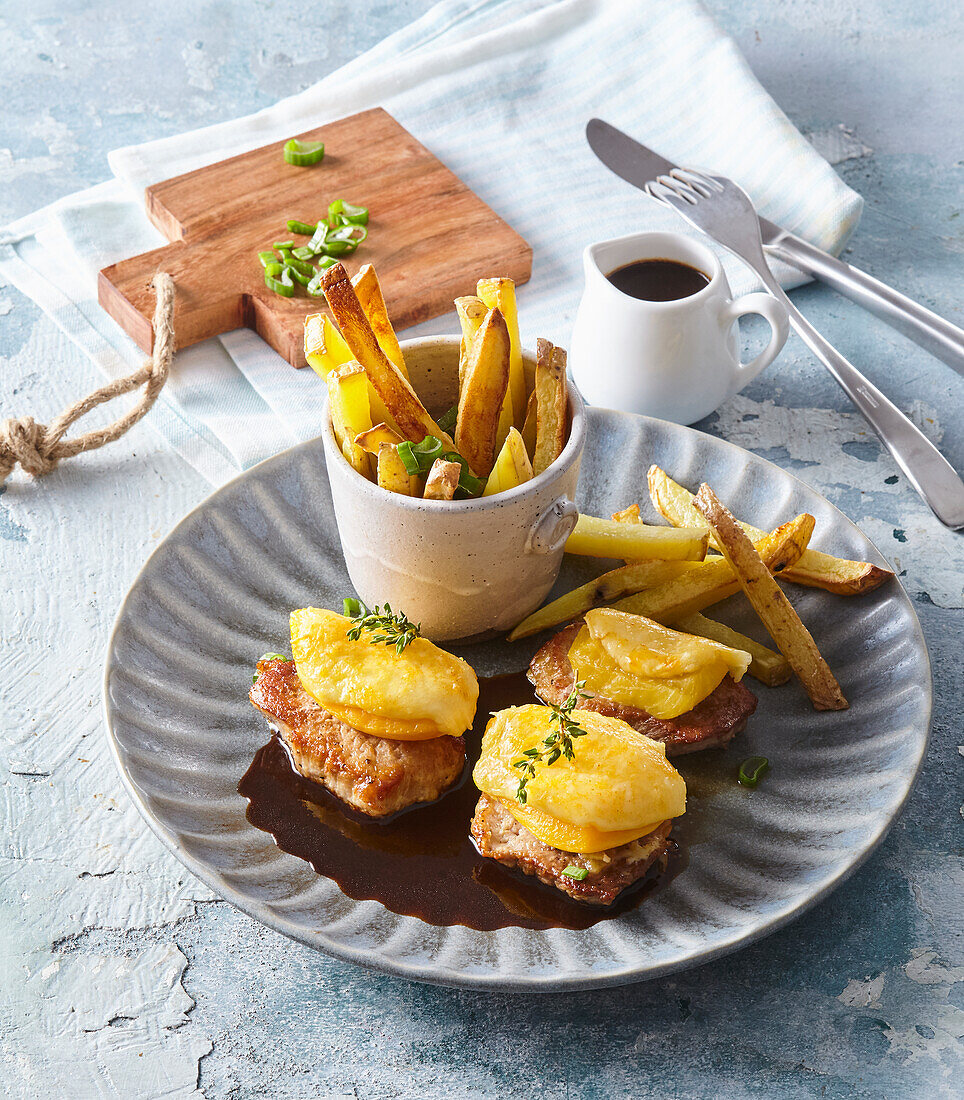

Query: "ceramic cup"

xmin=570 ymin=230 xmax=789 ymax=424
xmin=321 ymin=335 xmax=587 ymax=642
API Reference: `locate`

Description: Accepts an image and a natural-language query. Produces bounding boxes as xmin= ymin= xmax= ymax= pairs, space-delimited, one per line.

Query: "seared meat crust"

xmin=528 ymin=623 xmax=757 ymax=755
xmin=470 ymin=794 xmax=672 ymax=905
xmin=250 ymin=658 xmax=465 ymax=817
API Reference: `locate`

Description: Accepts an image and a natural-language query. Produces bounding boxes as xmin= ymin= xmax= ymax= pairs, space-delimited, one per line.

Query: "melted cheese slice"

xmin=501 ymin=799 xmax=665 ymax=855
xmin=290 ymin=608 xmax=478 ymax=739
xmin=569 ymin=608 xmax=751 ymax=719
xmin=473 ymin=705 xmax=685 ymax=854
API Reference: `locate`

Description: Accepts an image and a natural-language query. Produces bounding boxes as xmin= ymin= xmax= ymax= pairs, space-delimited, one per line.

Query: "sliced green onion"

xmin=306 ymin=223 xmax=328 ymax=253
xmin=272 ymin=239 xmax=295 ymax=249
xmin=342 ymin=597 xmax=369 ymax=618
xmin=442 ymin=451 xmax=485 ymax=498
xmin=412 ymin=435 xmax=445 ymax=466
xmin=288 ymin=267 xmax=313 ymax=287
xmin=287 ymin=219 xmax=318 ymax=236
xmin=329 ymin=199 xmax=369 ymax=226
xmin=436 ymin=405 xmax=458 ymax=433
xmin=284 ymin=138 xmax=325 ymax=166
xmin=284 ymin=256 xmax=315 ymax=278
xmin=264 ymin=262 xmax=295 ymax=298
xmin=561 ymin=865 xmax=588 ymax=881
xmin=258 ymin=250 xmax=277 ymax=268
xmin=738 ymin=756 xmax=770 ymax=788
xmin=327 ymin=223 xmax=367 ymax=245
xmin=291 ymin=245 xmax=316 ymax=262
xmin=396 ymin=440 xmax=420 ymax=477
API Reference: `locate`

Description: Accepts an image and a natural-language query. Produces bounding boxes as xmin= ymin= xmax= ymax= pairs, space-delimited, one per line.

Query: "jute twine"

xmin=0 ymin=272 xmax=175 ymax=485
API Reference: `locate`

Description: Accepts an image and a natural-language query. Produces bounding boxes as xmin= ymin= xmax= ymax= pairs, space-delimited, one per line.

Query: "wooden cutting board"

xmin=98 ymin=108 xmax=532 ymax=368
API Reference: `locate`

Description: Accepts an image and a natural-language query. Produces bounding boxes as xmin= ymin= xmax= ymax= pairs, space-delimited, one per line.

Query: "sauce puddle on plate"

xmin=239 ymin=671 xmax=682 ymax=931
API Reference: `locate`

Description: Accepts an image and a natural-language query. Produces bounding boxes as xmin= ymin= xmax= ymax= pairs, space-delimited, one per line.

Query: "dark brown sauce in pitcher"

xmin=239 ymin=671 xmax=683 ymax=931
xmin=607 ymin=258 xmax=709 ymax=302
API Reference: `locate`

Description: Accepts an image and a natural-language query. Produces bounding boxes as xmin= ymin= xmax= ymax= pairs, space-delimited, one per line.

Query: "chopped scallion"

xmin=263 ymin=262 xmax=295 ymax=297
xmin=258 ymin=250 xmax=277 ymax=268
xmin=738 ymin=756 xmax=770 ymax=788
xmin=329 ymin=199 xmax=369 ymax=226
xmin=436 ymin=405 xmax=458 ymax=433
xmin=396 ymin=440 xmax=420 ymax=477
xmin=283 ymin=138 xmax=325 ymax=166
xmin=286 ymin=219 xmax=318 ymax=236
xmin=561 ymin=865 xmax=588 ymax=881
xmin=272 ymin=240 xmax=295 ymax=250
xmin=342 ymin=597 xmax=368 ymax=619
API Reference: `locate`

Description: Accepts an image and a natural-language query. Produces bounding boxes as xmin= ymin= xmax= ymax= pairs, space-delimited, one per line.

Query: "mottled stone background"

xmin=0 ymin=1 xmax=961 ymax=1097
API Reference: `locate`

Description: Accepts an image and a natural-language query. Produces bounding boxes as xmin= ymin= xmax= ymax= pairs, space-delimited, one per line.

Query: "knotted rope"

xmin=0 ymin=273 xmax=175 ymax=485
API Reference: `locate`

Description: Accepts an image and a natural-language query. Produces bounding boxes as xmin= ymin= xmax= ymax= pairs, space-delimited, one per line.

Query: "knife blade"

xmin=586 ymin=118 xmax=964 ymax=377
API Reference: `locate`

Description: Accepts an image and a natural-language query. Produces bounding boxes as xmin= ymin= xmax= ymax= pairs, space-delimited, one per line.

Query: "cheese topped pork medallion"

xmin=470 ymin=704 xmax=687 ymax=905
xmin=250 ymin=607 xmax=478 ymax=818
xmin=529 ymin=608 xmax=758 ymax=755
xmin=290 ymin=608 xmax=478 ymax=740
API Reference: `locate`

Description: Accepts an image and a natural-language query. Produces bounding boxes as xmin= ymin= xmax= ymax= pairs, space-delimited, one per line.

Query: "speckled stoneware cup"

xmin=320 ymin=336 xmax=587 ymax=642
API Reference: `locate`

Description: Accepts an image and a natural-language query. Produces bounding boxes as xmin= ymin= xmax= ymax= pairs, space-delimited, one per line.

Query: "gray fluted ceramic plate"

xmin=103 ymin=410 xmax=931 ymax=990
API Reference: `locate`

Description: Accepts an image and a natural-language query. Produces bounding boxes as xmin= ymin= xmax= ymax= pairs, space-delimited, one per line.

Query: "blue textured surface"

xmin=0 ymin=2 xmax=961 ymax=1097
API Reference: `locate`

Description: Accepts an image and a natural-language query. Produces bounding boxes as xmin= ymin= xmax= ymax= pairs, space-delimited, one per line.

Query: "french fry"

xmin=328 ymin=363 xmax=372 ymax=477
xmin=613 ymin=514 xmax=815 ymax=621
xmin=477 ymin=277 xmax=525 ymax=427
xmin=507 ymin=560 xmax=692 ymax=641
xmin=351 ymin=264 xmax=408 ymax=379
xmin=565 ymin=514 xmax=709 ymax=562
xmin=305 ymin=311 xmax=398 ymax=431
xmin=377 ymin=442 xmax=417 ymax=496
xmin=673 ymin=612 xmax=791 ymax=687
xmin=521 ymin=390 xmax=537 ymax=459
xmin=355 ymin=422 xmax=403 ymax=454
xmin=692 ymin=485 xmax=847 ymax=710
xmin=423 ymin=458 xmax=461 ymax=501
xmin=323 ymin=263 xmax=455 ymax=450
xmin=611 ymin=504 xmax=641 ymax=524
xmin=456 ymin=308 xmax=511 ymax=476
xmin=483 ymin=427 xmax=533 ymax=497
xmin=455 ymin=296 xmax=488 ymax=387
xmin=305 ymin=312 xmax=351 ymax=375
xmin=532 ymin=339 xmax=568 ymax=476
xmin=648 ymin=465 xmax=892 ymax=596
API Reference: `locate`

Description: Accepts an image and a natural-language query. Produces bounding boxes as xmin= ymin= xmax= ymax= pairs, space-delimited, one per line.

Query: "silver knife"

xmin=586 ymin=119 xmax=964 ymax=377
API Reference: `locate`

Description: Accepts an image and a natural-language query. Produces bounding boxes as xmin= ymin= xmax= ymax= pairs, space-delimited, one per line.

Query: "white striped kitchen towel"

xmin=0 ymin=0 xmax=863 ymax=488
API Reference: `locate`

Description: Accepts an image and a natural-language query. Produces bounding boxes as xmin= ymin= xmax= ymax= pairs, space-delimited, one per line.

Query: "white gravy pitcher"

xmin=570 ymin=230 xmax=789 ymax=424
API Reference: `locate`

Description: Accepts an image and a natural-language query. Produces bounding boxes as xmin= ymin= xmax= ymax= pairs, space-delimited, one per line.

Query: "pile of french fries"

xmin=304 ymin=264 xmax=569 ymax=501
xmin=509 ymin=465 xmax=894 ymax=712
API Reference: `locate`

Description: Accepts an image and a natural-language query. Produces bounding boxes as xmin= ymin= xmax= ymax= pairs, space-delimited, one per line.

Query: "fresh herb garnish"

xmin=252 ymin=652 xmax=291 ymax=682
xmin=395 ymin=434 xmax=485 ymax=498
xmin=513 ymin=679 xmax=592 ymax=804
xmin=561 ymin=864 xmax=588 ymax=881
xmin=738 ymin=755 xmax=770 ymax=788
xmin=342 ymin=598 xmax=421 ymax=655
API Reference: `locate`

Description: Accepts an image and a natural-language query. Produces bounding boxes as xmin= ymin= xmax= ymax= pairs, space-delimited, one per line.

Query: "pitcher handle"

xmin=527 ymin=498 xmax=578 ymax=554
xmin=721 ymin=292 xmax=789 ymax=391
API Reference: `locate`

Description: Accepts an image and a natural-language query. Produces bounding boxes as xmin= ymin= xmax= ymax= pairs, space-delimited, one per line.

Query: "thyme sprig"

xmin=342 ymin=597 xmax=421 ymax=655
xmin=513 ymin=678 xmax=592 ymax=804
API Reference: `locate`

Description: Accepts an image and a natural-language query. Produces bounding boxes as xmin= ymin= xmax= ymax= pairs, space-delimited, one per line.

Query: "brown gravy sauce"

xmin=239 ymin=671 xmax=683 ymax=931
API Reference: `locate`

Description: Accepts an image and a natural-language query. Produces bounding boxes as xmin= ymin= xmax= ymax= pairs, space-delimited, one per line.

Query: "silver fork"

xmin=646 ymin=168 xmax=964 ymax=530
